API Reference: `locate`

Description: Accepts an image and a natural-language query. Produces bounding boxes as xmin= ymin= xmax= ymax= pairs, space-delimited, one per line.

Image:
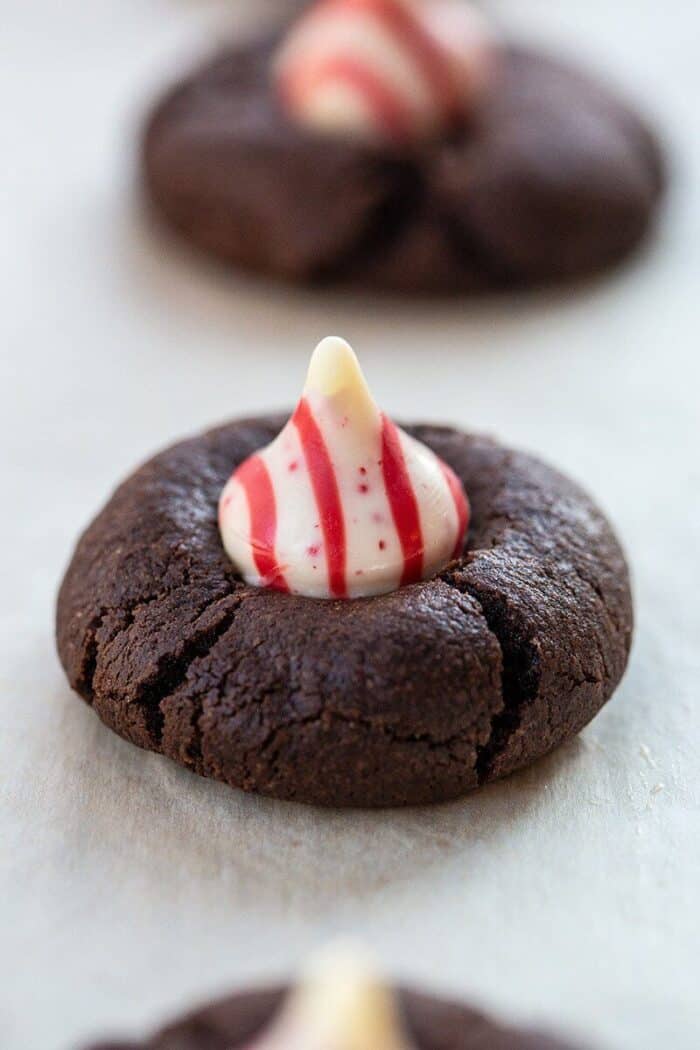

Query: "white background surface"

xmin=2 ymin=2 xmax=699 ymax=1048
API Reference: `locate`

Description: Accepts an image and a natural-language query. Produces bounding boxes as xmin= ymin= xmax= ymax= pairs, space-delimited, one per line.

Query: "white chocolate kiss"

xmin=247 ymin=944 xmax=414 ymax=1050
xmin=218 ymin=337 xmax=469 ymax=600
xmin=274 ymin=0 xmax=497 ymax=143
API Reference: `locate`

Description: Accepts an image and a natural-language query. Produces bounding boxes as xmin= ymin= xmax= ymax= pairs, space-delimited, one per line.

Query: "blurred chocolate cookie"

xmin=142 ymin=12 xmax=664 ymax=293
xmin=86 ymin=985 xmax=585 ymax=1049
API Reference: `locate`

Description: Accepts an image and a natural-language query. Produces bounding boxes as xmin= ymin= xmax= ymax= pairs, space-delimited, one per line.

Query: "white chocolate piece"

xmin=218 ymin=337 xmax=469 ymax=600
xmin=274 ymin=0 xmax=497 ymax=143
xmin=249 ymin=944 xmax=414 ymax=1050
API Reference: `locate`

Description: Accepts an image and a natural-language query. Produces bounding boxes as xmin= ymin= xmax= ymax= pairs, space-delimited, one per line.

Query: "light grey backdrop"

xmin=2 ymin=2 xmax=698 ymax=1048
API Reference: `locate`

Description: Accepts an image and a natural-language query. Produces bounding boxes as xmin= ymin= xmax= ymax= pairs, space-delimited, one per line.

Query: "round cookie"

xmin=86 ymin=985 xmax=585 ymax=1049
xmin=142 ymin=36 xmax=664 ymax=293
xmin=56 ymin=418 xmax=632 ymax=807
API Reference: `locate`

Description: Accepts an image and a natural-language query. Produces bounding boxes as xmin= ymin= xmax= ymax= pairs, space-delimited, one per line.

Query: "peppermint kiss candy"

xmin=248 ymin=944 xmax=414 ymax=1050
xmin=274 ymin=0 xmax=496 ymax=144
xmin=218 ymin=337 xmax=469 ymax=600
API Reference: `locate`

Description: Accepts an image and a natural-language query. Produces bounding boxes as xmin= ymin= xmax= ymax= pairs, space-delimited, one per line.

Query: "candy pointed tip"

xmin=302 ymin=939 xmax=380 ymax=985
xmin=288 ymin=941 xmax=407 ymax=1050
xmin=306 ymin=336 xmax=367 ymax=399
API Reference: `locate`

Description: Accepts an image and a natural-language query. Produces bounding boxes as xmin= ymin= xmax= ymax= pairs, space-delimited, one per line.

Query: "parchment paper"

xmin=2 ymin=2 xmax=698 ymax=1048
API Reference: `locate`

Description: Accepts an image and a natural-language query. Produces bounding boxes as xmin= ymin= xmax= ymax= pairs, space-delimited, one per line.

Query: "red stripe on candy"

xmin=293 ymin=398 xmax=348 ymax=598
xmin=344 ymin=0 xmax=461 ymax=121
xmin=280 ymin=54 xmax=414 ymax=143
xmin=235 ymin=455 xmax=288 ymax=592
xmin=440 ymin=461 xmax=470 ymax=559
xmin=381 ymin=414 xmax=424 ymax=586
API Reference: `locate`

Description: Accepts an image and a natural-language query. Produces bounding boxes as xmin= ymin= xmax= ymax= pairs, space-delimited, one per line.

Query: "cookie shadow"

xmin=56 ymin=680 xmax=589 ymax=914
xmin=117 ymin=190 xmax=656 ymax=363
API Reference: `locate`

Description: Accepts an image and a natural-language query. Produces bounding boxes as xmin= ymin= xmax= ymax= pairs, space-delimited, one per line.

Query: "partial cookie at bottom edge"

xmin=86 ymin=985 xmax=588 ymax=1049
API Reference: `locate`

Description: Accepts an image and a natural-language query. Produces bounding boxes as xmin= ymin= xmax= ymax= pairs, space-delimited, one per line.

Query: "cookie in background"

xmin=143 ymin=0 xmax=665 ymax=293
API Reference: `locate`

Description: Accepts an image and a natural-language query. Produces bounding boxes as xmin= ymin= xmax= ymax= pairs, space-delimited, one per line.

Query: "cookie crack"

xmin=440 ymin=200 xmax=522 ymax=288
xmin=439 ymin=567 xmax=541 ymax=785
xmin=76 ymin=612 xmax=104 ymax=704
xmin=187 ymin=632 xmax=271 ymax=772
xmin=540 ymin=561 xmax=612 ymax=683
xmin=68 ymin=545 xmax=202 ymax=702
xmin=129 ymin=593 xmax=249 ymax=749
xmin=248 ymin=700 xmax=478 ymax=787
xmin=313 ymin=159 xmax=424 ymax=284
xmin=569 ymin=558 xmax=626 ymax=641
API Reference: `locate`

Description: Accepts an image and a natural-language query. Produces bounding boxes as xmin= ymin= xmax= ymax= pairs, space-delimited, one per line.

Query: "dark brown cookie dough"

xmin=57 ymin=418 xmax=632 ymax=807
xmin=86 ymin=985 xmax=586 ymax=1049
xmin=142 ymin=36 xmax=664 ymax=293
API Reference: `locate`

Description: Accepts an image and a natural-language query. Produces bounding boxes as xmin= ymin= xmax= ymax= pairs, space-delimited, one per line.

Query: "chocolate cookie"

xmin=56 ymin=418 xmax=632 ymax=807
xmin=142 ymin=36 xmax=664 ymax=293
xmin=86 ymin=985 xmax=584 ymax=1049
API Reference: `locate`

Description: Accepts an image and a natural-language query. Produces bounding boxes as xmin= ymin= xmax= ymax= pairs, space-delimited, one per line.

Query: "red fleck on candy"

xmin=288 ymin=460 xmax=299 ymax=472
xmin=378 ymin=539 xmax=386 ymax=550
xmin=358 ymin=483 xmax=369 ymax=494
xmin=307 ymin=543 xmax=321 ymax=557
